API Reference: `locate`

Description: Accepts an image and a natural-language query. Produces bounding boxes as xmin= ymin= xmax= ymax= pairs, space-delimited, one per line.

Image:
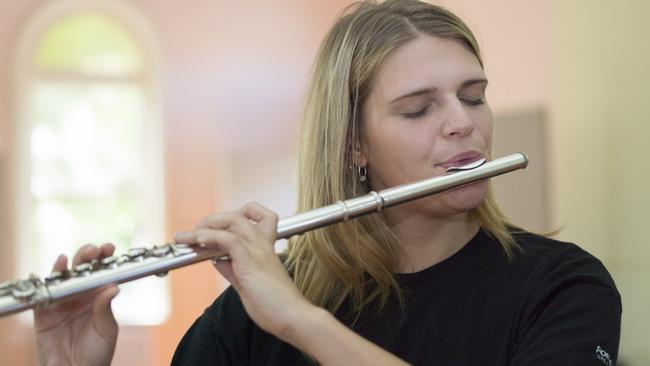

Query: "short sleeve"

xmin=512 ymin=245 xmax=621 ymax=366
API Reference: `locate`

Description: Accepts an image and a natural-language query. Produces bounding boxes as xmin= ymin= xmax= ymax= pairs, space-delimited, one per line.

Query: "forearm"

xmin=285 ymin=306 xmax=411 ymax=366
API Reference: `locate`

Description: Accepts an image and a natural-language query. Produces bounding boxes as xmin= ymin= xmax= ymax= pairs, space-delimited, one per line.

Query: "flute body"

xmin=0 ymin=153 xmax=528 ymax=317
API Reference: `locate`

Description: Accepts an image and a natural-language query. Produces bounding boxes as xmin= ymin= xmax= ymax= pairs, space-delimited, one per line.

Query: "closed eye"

xmin=402 ymin=105 xmax=431 ymax=119
xmin=461 ymin=98 xmax=485 ymax=106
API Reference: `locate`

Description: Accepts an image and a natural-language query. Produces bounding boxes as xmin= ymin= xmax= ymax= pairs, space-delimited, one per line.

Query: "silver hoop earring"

xmin=358 ymin=166 xmax=367 ymax=183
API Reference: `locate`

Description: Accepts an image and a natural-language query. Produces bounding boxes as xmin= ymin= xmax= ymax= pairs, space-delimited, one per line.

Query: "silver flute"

xmin=0 ymin=153 xmax=528 ymax=317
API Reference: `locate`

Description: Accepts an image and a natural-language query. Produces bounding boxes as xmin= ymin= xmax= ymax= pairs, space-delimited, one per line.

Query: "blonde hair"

xmin=286 ymin=0 xmax=519 ymax=317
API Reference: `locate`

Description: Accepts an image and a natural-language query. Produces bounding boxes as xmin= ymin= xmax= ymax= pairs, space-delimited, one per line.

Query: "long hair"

xmin=286 ymin=0 xmax=518 ymax=317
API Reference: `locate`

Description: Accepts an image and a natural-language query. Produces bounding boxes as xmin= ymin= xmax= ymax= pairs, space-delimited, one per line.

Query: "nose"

xmin=441 ymin=98 xmax=474 ymax=138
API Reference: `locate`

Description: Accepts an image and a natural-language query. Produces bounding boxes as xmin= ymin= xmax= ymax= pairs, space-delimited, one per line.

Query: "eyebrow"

xmin=460 ymin=78 xmax=488 ymax=88
xmin=389 ymin=78 xmax=488 ymax=104
xmin=389 ymin=88 xmax=436 ymax=104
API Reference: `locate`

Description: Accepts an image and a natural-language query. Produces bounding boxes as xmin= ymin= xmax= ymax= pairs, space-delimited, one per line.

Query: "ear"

xmin=351 ymin=137 xmax=368 ymax=167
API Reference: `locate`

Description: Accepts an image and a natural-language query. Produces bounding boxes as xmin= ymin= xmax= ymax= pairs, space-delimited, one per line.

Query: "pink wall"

xmin=0 ymin=0 xmax=553 ymax=160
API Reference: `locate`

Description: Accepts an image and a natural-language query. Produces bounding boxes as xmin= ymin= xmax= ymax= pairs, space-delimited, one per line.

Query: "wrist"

xmin=280 ymin=302 xmax=330 ymax=349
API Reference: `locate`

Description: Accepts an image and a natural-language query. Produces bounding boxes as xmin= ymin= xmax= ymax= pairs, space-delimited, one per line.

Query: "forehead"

xmin=371 ymin=36 xmax=485 ymax=101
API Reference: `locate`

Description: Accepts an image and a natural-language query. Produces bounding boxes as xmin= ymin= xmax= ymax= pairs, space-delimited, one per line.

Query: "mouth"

xmin=437 ymin=151 xmax=485 ymax=170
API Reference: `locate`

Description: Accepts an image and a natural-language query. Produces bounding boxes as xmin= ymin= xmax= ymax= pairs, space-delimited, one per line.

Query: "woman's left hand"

xmin=174 ymin=202 xmax=314 ymax=342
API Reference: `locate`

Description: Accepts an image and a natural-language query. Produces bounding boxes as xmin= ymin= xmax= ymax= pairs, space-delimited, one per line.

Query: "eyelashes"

xmin=402 ymin=105 xmax=431 ymax=119
xmin=401 ymin=98 xmax=485 ymax=119
xmin=461 ymin=97 xmax=485 ymax=106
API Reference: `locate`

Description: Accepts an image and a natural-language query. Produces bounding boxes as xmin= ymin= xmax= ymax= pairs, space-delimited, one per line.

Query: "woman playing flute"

xmin=34 ymin=1 xmax=621 ymax=365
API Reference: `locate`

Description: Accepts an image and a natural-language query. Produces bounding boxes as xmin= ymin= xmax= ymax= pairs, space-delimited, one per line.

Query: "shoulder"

xmin=508 ymin=230 xmax=618 ymax=293
xmin=503 ymin=230 xmax=622 ymax=332
xmin=502 ymin=231 xmax=622 ymax=364
xmin=204 ymin=285 xmax=255 ymax=334
xmin=171 ymin=286 xmax=254 ymax=365
xmin=176 ymin=285 xmax=306 ymax=365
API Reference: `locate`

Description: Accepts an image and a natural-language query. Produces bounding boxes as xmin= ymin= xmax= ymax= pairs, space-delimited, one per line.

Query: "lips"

xmin=437 ymin=151 xmax=484 ymax=169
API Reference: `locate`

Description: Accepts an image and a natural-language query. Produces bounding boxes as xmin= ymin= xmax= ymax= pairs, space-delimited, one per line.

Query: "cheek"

xmin=365 ymin=119 xmax=421 ymax=159
xmin=467 ymin=108 xmax=493 ymax=152
xmin=370 ymin=128 xmax=429 ymax=168
xmin=482 ymin=123 xmax=493 ymax=150
xmin=364 ymin=133 xmax=426 ymax=189
xmin=480 ymin=111 xmax=493 ymax=149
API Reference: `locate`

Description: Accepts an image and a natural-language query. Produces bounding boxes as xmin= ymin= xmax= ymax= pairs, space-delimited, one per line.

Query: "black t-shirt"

xmin=171 ymin=229 xmax=621 ymax=365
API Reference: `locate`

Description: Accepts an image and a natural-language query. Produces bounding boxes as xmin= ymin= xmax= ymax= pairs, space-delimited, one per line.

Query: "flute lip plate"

xmin=445 ymin=157 xmax=486 ymax=173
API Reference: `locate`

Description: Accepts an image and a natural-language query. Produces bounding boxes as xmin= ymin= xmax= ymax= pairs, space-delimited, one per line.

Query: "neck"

xmin=387 ymin=208 xmax=480 ymax=273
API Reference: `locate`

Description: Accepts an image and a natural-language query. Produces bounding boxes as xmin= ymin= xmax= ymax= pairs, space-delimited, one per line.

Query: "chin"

xmin=402 ymin=180 xmax=489 ymax=217
xmin=440 ymin=180 xmax=488 ymax=213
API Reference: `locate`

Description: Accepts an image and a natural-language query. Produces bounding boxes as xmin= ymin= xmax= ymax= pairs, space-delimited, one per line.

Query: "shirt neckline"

xmin=394 ymin=227 xmax=489 ymax=281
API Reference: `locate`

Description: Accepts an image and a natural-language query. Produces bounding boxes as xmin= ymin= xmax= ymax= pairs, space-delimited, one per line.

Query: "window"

xmin=14 ymin=5 xmax=167 ymax=325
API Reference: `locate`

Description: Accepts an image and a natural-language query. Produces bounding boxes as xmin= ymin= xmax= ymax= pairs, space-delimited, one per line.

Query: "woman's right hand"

xmin=34 ymin=243 xmax=120 ymax=366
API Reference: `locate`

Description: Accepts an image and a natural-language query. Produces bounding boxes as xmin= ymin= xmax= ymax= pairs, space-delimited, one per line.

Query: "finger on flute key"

xmin=50 ymin=254 xmax=68 ymax=273
xmin=99 ymin=243 xmax=116 ymax=258
xmin=70 ymin=243 xmax=117 ymax=269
